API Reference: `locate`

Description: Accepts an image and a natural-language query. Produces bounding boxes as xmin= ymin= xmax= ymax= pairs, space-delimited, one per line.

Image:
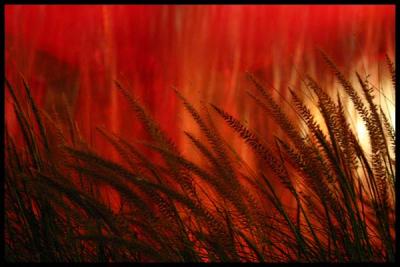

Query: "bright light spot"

xmin=356 ymin=119 xmax=370 ymax=150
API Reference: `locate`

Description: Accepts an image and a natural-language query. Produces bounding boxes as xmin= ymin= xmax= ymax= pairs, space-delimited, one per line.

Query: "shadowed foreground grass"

xmin=5 ymin=53 xmax=395 ymax=262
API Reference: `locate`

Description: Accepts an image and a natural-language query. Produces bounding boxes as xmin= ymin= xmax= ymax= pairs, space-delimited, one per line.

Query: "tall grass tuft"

xmin=5 ymin=53 xmax=395 ymax=262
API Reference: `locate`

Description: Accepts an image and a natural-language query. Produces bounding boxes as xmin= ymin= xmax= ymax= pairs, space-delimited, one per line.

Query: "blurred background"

xmin=5 ymin=5 xmax=395 ymax=164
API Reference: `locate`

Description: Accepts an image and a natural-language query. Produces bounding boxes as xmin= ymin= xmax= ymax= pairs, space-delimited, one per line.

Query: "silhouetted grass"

xmin=4 ymin=53 xmax=395 ymax=262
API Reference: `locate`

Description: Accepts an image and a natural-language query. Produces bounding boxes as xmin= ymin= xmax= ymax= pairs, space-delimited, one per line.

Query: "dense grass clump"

xmin=4 ymin=53 xmax=395 ymax=262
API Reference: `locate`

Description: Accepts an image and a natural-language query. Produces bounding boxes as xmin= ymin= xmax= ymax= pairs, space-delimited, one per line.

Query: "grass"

xmin=4 ymin=52 xmax=395 ymax=262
